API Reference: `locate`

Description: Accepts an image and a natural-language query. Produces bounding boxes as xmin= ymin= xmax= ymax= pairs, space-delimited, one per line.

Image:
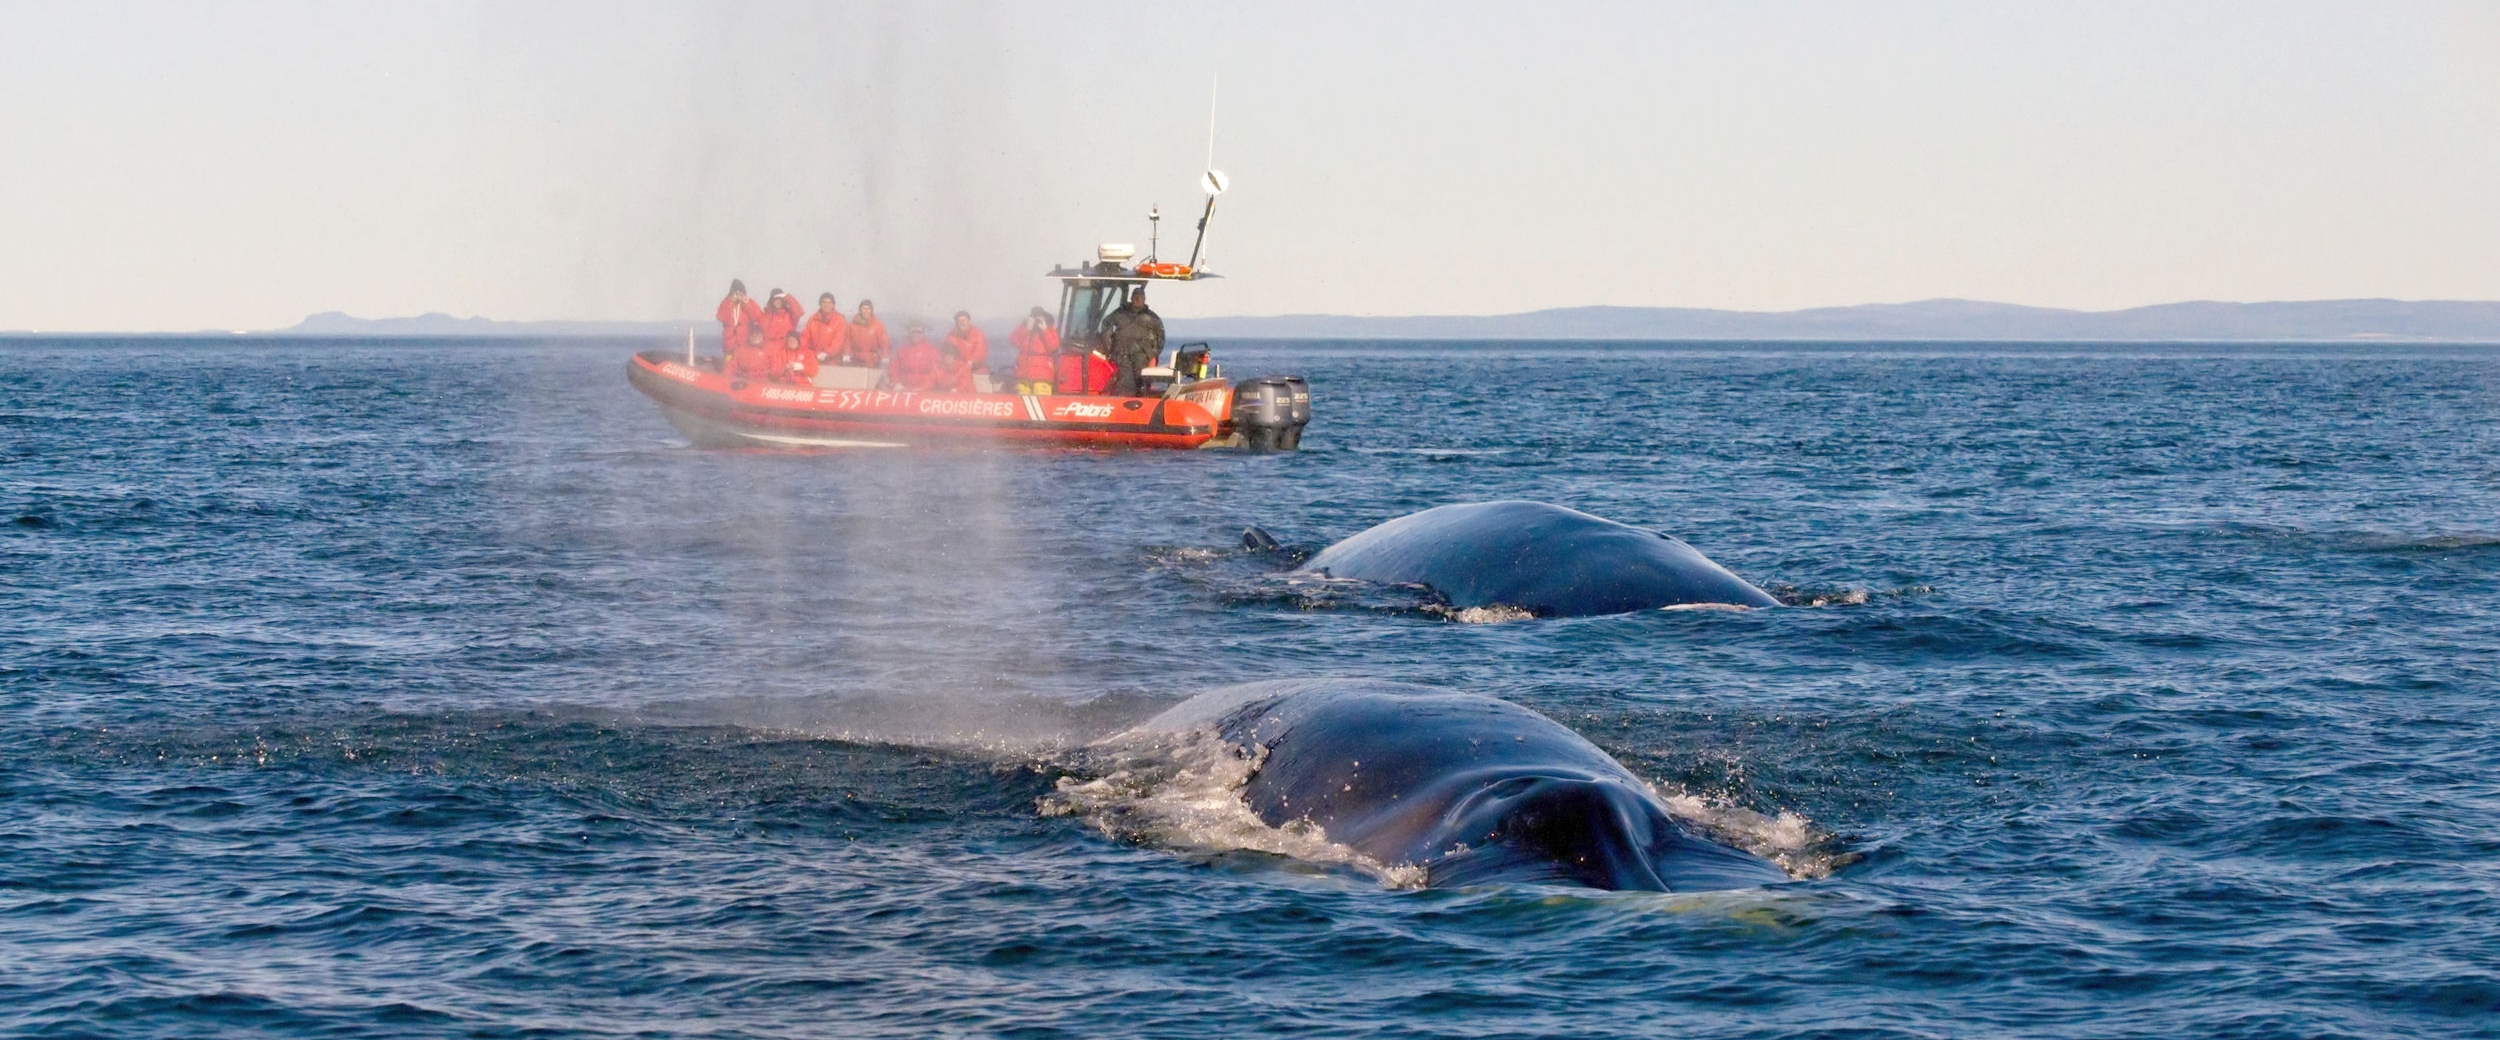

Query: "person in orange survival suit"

xmin=773 ymin=332 xmax=818 ymax=384
xmin=801 ymin=293 xmax=848 ymax=365
xmin=940 ymin=311 xmax=988 ymax=392
xmin=735 ymin=324 xmax=775 ymax=380
xmin=882 ymin=323 xmax=943 ymax=392
xmin=715 ymin=279 xmax=762 ymax=369
xmin=758 ymin=288 xmax=806 ymax=350
xmin=1008 ymin=306 xmax=1059 ymax=394
xmin=841 ymin=300 xmax=891 ymax=368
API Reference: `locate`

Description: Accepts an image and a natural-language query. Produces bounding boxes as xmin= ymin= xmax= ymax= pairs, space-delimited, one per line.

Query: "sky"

xmin=1 ymin=0 xmax=2495 ymax=332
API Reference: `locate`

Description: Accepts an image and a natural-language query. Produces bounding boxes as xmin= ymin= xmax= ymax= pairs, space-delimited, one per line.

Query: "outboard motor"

xmin=1232 ymin=377 xmax=1288 ymax=452
xmin=1281 ymin=376 xmax=1311 ymax=450
xmin=1232 ymin=376 xmax=1311 ymax=452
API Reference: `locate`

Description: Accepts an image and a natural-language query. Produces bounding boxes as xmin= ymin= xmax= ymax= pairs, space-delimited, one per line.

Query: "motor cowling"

xmin=1280 ymin=376 xmax=1311 ymax=450
xmin=1232 ymin=375 xmax=1311 ymax=452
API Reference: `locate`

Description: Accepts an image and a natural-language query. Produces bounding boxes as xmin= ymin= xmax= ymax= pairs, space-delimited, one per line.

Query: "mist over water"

xmin=646 ymin=3 xmax=1057 ymax=327
xmin=6 ymin=337 xmax=2500 ymax=1037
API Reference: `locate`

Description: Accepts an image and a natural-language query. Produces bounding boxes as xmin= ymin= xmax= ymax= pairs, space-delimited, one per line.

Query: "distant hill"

xmin=234 ymin=299 xmax=2500 ymax=342
xmin=1170 ymin=298 xmax=2500 ymax=342
xmin=278 ymin=312 xmax=686 ymax=337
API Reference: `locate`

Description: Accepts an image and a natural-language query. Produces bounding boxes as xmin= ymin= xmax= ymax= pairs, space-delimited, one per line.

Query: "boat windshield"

xmin=1057 ymin=281 xmax=1135 ymax=348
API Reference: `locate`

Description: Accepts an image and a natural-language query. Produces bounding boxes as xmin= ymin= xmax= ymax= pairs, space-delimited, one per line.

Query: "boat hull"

xmin=626 ymin=352 xmax=1224 ymax=450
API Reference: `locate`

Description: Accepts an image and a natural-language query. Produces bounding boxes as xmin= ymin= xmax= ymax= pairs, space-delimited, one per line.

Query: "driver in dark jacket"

xmin=1101 ymin=287 xmax=1165 ymax=396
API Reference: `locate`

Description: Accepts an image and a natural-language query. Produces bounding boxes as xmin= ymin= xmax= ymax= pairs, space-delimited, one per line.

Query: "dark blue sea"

xmin=6 ymin=337 xmax=2499 ymax=1038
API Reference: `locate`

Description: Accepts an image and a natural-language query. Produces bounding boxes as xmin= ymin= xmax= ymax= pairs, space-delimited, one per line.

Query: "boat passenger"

xmin=842 ymin=300 xmax=891 ymax=368
xmin=1102 ymin=286 xmax=1164 ymax=396
xmin=1009 ymin=306 xmax=1059 ymax=393
xmin=736 ymin=324 xmax=773 ymax=380
xmin=775 ymin=332 xmax=818 ymax=384
xmin=802 ymin=293 xmax=849 ymax=364
xmin=883 ymin=323 xmax=944 ymax=392
xmin=715 ymin=279 xmax=762 ymax=365
xmin=942 ymin=311 xmax=987 ymax=393
xmin=759 ymin=288 xmax=806 ymax=347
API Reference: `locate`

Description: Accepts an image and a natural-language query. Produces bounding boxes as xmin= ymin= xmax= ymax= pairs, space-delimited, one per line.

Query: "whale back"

xmin=1296 ymin=501 xmax=1779 ymax=616
xmin=1133 ymin=680 xmax=1790 ymax=892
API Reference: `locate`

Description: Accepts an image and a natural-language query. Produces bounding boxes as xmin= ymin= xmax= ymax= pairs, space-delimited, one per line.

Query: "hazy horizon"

xmin=4 ymin=1 xmax=2496 ymax=332
xmin=258 ymin=293 xmax=2500 ymax=332
xmin=17 ymin=295 xmax=2500 ymax=340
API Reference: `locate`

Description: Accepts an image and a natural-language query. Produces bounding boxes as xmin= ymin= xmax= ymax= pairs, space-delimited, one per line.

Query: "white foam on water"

xmin=1651 ymin=782 xmax=1848 ymax=880
xmin=1042 ymin=728 xmax=1426 ymax=888
xmin=1142 ymin=545 xmax=1229 ymax=567
xmin=1434 ymin=604 xmax=1536 ymax=624
xmin=1768 ymin=584 xmax=1932 ymax=607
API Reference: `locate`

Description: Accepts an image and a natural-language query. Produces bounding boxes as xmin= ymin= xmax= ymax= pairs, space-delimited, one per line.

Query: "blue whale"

xmin=1131 ymin=679 xmax=1791 ymax=892
xmin=1286 ymin=501 xmax=1779 ymax=616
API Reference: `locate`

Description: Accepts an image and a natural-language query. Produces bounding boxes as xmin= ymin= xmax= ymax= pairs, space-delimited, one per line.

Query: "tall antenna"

xmin=1205 ymin=73 xmax=1219 ymax=172
xmin=1186 ymin=75 xmax=1228 ymax=273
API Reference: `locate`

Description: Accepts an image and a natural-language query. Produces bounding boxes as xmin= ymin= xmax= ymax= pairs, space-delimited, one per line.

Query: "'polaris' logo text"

xmin=1050 ymin=401 xmax=1116 ymax=419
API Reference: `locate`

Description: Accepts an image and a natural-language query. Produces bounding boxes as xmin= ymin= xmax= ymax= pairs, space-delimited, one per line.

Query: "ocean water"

xmin=5 ymin=337 xmax=2498 ymax=1038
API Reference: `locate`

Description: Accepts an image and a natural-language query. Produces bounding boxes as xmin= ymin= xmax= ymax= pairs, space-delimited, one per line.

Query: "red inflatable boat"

xmin=624 ymin=351 xmax=1280 ymax=450
xmin=628 ymin=171 xmax=1311 ymax=451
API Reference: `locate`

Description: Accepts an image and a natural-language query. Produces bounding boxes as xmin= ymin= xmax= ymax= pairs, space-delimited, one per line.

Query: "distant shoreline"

xmin=6 ymin=298 xmax=2500 ymax=342
xmin=11 ymin=334 xmax=2500 ymax=348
